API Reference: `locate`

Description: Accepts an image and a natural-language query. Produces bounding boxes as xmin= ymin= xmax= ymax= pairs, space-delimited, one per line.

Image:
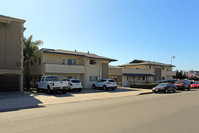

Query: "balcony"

xmin=44 ymin=63 xmax=85 ymax=74
xmin=122 ymin=68 xmax=154 ymax=75
xmin=167 ymin=71 xmax=175 ymax=76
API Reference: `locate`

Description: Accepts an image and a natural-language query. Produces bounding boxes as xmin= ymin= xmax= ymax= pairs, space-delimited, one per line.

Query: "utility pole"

xmin=171 ymin=56 xmax=176 ymax=65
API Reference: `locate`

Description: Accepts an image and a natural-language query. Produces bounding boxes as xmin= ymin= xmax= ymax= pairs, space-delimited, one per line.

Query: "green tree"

xmin=173 ymin=70 xmax=187 ymax=79
xmin=23 ymin=35 xmax=43 ymax=90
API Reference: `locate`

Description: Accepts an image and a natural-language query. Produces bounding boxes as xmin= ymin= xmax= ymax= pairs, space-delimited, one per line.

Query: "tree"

xmin=23 ymin=35 xmax=43 ymax=90
xmin=173 ymin=70 xmax=187 ymax=79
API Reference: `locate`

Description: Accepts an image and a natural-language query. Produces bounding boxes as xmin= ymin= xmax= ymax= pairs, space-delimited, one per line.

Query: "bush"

xmin=130 ymin=83 xmax=158 ymax=89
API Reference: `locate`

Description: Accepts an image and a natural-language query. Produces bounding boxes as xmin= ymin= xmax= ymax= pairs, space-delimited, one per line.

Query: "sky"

xmin=1 ymin=0 xmax=199 ymax=71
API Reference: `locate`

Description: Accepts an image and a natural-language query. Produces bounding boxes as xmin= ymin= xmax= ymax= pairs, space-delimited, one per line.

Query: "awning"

xmin=123 ymin=73 xmax=154 ymax=76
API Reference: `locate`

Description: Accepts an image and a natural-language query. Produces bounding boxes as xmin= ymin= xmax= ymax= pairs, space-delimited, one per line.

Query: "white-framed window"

xmin=90 ymin=59 xmax=97 ymax=65
xmin=68 ymin=59 xmax=76 ymax=65
xmin=90 ymin=76 xmax=97 ymax=81
xmin=149 ymin=65 xmax=153 ymax=69
xmin=67 ymin=76 xmax=76 ymax=79
xmin=61 ymin=58 xmax=66 ymax=65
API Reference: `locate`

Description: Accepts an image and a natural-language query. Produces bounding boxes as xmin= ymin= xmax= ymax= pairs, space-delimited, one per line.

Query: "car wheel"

xmin=112 ymin=88 xmax=115 ymax=91
xmin=187 ymin=86 xmax=190 ymax=91
xmin=92 ymin=85 xmax=96 ymax=89
xmin=62 ymin=90 xmax=66 ymax=94
xmin=78 ymin=89 xmax=82 ymax=92
xmin=173 ymin=87 xmax=176 ymax=93
xmin=103 ymin=85 xmax=107 ymax=90
xmin=165 ymin=88 xmax=168 ymax=93
xmin=182 ymin=87 xmax=185 ymax=91
xmin=47 ymin=86 xmax=52 ymax=94
xmin=36 ymin=85 xmax=40 ymax=93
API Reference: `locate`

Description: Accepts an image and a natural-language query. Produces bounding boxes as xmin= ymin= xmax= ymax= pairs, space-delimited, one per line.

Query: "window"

xmin=30 ymin=61 xmax=33 ymax=65
xmin=90 ymin=59 xmax=97 ymax=65
xmin=162 ymin=77 xmax=165 ymax=80
xmin=149 ymin=65 xmax=153 ymax=69
xmin=39 ymin=57 xmax=41 ymax=65
xmin=61 ymin=58 xmax=66 ymax=65
xmin=138 ymin=77 xmax=141 ymax=80
xmin=143 ymin=76 xmax=145 ymax=80
xmin=68 ymin=59 xmax=76 ymax=65
xmin=67 ymin=76 xmax=76 ymax=79
xmin=162 ymin=67 xmax=165 ymax=70
xmin=90 ymin=76 xmax=97 ymax=81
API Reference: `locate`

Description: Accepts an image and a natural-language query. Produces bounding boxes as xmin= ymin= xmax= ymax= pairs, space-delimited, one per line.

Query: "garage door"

xmin=0 ymin=74 xmax=19 ymax=91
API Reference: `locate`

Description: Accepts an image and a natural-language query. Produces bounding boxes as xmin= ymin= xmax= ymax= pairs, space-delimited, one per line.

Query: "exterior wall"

xmin=43 ymin=53 xmax=84 ymax=65
xmin=0 ymin=16 xmax=25 ymax=92
xmin=30 ymin=50 xmax=111 ymax=88
xmin=122 ymin=68 xmax=153 ymax=75
xmin=109 ymin=64 xmax=175 ymax=87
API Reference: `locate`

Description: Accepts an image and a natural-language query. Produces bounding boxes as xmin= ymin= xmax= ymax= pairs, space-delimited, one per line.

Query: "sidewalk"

xmin=0 ymin=87 xmax=152 ymax=112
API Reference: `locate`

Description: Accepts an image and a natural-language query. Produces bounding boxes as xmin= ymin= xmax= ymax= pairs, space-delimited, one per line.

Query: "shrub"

xmin=130 ymin=83 xmax=158 ymax=89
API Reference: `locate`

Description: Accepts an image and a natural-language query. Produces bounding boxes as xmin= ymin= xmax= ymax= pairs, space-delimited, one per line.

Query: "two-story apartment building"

xmin=30 ymin=48 xmax=117 ymax=88
xmin=0 ymin=15 xmax=25 ymax=92
xmin=109 ymin=59 xmax=175 ymax=86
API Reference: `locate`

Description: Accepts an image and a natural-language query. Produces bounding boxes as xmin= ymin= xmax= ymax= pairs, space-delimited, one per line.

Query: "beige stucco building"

xmin=0 ymin=15 xmax=25 ymax=92
xmin=109 ymin=59 xmax=175 ymax=87
xmin=30 ymin=48 xmax=117 ymax=88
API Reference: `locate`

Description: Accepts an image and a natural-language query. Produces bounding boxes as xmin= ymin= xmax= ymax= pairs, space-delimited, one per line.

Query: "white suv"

xmin=92 ymin=79 xmax=117 ymax=90
xmin=63 ymin=79 xmax=83 ymax=92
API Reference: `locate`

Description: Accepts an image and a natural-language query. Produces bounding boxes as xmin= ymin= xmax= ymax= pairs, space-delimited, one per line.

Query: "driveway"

xmin=0 ymin=87 xmax=152 ymax=112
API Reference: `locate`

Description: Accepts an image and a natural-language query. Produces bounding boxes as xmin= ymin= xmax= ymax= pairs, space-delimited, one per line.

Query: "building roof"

xmin=42 ymin=48 xmax=117 ymax=62
xmin=0 ymin=15 xmax=25 ymax=23
xmin=120 ymin=59 xmax=175 ymax=67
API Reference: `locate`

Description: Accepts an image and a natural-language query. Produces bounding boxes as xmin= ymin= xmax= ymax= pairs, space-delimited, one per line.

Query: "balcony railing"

xmin=44 ymin=63 xmax=85 ymax=74
xmin=167 ymin=71 xmax=175 ymax=76
xmin=122 ymin=68 xmax=154 ymax=75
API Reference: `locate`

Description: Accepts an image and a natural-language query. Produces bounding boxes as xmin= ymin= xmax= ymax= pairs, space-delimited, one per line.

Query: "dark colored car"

xmin=174 ymin=80 xmax=190 ymax=91
xmin=152 ymin=83 xmax=176 ymax=93
xmin=190 ymin=82 xmax=199 ymax=88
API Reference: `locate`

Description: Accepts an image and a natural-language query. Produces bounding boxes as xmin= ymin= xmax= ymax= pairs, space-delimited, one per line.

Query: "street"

xmin=0 ymin=90 xmax=199 ymax=133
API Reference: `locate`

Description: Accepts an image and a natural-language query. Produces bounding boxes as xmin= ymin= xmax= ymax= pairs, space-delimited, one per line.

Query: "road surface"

xmin=0 ymin=90 xmax=199 ymax=133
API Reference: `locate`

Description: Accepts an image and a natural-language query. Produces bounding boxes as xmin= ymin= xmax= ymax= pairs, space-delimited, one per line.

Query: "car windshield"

xmin=175 ymin=81 xmax=184 ymax=84
xmin=46 ymin=76 xmax=59 ymax=81
xmin=108 ymin=80 xmax=115 ymax=82
xmin=71 ymin=80 xmax=80 ymax=83
xmin=157 ymin=83 xmax=167 ymax=87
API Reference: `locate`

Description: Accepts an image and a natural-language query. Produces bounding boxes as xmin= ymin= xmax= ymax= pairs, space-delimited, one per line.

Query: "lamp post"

xmin=171 ymin=56 xmax=176 ymax=65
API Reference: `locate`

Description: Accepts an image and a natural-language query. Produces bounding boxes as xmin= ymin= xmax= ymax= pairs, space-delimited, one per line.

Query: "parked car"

xmin=152 ymin=83 xmax=176 ymax=93
xmin=63 ymin=79 xmax=82 ymax=92
xmin=36 ymin=75 xmax=69 ymax=94
xmin=174 ymin=80 xmax=190 ymax=91
xmin=92 ymin=79 xmax=117 ymax=90
xmin=190 ymin=82 xmax=199 ymax=88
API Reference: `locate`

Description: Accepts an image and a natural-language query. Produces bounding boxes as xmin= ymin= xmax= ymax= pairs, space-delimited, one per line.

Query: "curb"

xmin=138 ymin=92 xmax=153 ymax=95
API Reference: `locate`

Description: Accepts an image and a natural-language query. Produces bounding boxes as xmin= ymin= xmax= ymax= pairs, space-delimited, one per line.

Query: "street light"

xmin=171 ymin=56 xmax=176 ymax=65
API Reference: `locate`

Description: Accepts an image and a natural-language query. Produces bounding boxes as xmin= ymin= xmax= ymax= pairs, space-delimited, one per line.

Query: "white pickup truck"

xmin=36 ymin=75 xmax=69 ymax=94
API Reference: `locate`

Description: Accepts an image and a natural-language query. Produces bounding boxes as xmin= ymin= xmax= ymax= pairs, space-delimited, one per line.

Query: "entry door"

xmin=155 ymin=68 xmax=161 ymax=81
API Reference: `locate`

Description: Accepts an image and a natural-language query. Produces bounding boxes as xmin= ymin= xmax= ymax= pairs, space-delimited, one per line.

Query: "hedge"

xmin=130 ymin=83 xmax=158 ymax=89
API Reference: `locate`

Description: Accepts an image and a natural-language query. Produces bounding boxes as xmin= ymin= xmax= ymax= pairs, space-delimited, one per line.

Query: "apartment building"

xmin=0 ymin=15 xmax=25 ymax=92
xmin=109 ymin=59 xmax=175 ymax=86
xmin=30 ymin=48 xmax=117 ymax=88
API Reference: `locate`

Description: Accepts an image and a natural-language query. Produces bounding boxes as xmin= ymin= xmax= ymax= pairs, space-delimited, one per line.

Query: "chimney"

xmin=88 ymin=51 xmax=89 ymax=54
xmin=75 ymin=49 xmax=76 ymax=52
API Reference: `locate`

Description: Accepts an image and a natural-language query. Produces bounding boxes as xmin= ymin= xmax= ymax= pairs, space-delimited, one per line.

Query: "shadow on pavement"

xmin=0 ymin=92 xmax=44 ymax=113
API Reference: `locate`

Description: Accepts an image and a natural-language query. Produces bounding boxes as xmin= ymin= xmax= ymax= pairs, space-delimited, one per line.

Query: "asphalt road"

xmin=0 ymin=90 xmax=199 ymax=133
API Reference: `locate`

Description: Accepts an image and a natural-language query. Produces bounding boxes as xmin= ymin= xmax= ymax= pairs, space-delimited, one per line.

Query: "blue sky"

xmin=1 ymin=0 xmax=199 ymax=71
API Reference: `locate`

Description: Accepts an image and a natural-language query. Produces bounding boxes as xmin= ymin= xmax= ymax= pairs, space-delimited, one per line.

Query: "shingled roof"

xmin=42 ymin=48 xmax=117 ymax=62
xmin=120 ymin=59 xmax=175 ymax=67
